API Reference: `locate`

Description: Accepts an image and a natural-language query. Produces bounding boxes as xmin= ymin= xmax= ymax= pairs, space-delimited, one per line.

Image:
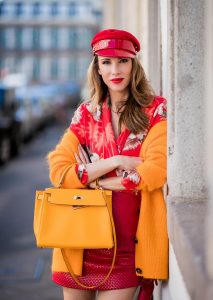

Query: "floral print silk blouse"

xmin=70 ymin=96 xmax=167 ymax=190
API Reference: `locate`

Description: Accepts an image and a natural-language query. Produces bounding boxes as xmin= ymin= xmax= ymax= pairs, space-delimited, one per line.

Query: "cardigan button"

xmin=134 ymin=237 xmax=138 ymax=244
xmin=136 ymin=268 xmax=142 ymax=274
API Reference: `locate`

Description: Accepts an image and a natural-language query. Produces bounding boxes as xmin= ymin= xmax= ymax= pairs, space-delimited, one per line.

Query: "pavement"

xmin=0 ymin=123 xmax=68 ymax=300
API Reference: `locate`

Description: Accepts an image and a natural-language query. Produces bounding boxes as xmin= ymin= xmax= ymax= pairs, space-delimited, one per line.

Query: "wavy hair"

xmin=87 ymin=56 xmax=155 ymax=134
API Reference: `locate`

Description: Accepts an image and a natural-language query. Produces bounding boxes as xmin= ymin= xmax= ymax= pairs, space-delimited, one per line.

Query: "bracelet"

xmin=95 ymin=178 xmax=103 ymax=190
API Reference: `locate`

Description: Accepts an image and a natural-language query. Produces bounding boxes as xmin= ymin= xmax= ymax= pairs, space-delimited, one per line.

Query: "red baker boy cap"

xmin=91 ymin=28 xmax=141 ymax=58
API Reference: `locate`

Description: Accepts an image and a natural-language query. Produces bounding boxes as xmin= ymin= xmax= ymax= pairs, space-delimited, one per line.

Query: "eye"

xmin=119 ymin=58 xmax=129 ymax=63
xmin=102 ymin=60 xmax=111 ymax=65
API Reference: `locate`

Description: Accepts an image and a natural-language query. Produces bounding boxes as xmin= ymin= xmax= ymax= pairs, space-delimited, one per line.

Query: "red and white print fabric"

xmin=70 ymin=96 xmax=167 ymax=190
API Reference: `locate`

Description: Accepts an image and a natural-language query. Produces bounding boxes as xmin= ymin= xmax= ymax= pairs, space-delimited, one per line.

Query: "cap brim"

xmin=96 ymin=49 xmax=135 ymax=58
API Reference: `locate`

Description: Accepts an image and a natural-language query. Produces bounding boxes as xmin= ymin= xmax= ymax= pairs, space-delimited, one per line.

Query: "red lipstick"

xmin=110 ymin=78 xmax=124 ymax=84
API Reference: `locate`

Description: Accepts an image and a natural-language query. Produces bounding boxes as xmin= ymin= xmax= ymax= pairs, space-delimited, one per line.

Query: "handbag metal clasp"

xmin=72 ymin=205 xmax=89 ymax=210
xmin=72 ymin=205 xmax=81 ymax=209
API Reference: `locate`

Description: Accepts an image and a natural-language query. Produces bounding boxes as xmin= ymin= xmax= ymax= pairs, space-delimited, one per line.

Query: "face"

xmin=97 ymin=56 xmax=132 ymax=96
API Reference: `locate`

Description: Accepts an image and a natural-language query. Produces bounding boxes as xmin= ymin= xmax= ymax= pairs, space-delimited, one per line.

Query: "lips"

xmin=110 ymin=78 xmax=124 ymax=84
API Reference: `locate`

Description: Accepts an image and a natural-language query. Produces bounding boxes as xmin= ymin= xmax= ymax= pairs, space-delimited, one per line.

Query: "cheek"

xmin=98 ymin=68 xmax=109 ymax=79
xmin=98 ymin=66 xmax=106 ymax=76
xmin=122 ymin=64 xmax=132 ymax=76
xmin=127 ymin=64 xmax=133 ymax=75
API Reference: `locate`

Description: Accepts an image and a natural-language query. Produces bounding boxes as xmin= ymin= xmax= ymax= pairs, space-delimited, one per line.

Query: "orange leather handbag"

xmin=33 ymin=166 xmax=117 ymax=288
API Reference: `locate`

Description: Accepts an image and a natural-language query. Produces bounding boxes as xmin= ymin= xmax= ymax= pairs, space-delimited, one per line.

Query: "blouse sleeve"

xmin=75 ymin=164 xmax=89 ymax=185
xmin=121 ymin=170 xmax=141 ymax=190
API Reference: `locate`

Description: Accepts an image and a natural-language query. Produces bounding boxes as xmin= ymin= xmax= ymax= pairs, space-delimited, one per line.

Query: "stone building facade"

xmin=0 ymin=0 xmax=102 ymax=84
xmin=103 ymin=0 xmax=213 ymax=299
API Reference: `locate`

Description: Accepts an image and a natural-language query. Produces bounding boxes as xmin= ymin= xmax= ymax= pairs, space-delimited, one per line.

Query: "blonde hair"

xmin=87 ymin=56 xmax=155 ymax=134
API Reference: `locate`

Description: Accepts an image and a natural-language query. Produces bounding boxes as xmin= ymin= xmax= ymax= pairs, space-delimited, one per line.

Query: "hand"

xmin=88 ymin=181 xmax=96 ymax=189
xmin=115 ymin=155 xmax=142 ymax=171
xmin=74 ymin=144 xmax=90 ymax=164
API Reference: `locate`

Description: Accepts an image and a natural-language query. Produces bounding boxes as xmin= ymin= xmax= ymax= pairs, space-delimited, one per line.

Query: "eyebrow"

xmin=99 ymin=57 xmax=111 ymax=60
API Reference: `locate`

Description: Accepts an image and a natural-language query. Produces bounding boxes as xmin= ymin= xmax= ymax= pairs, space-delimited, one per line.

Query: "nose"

xmin=111 ymin=62 xmax=120 ymax=75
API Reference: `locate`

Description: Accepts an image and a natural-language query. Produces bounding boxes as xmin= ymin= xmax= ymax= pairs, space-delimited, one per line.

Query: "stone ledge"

xmin=167 ymin=197 xmax=213 ymax=300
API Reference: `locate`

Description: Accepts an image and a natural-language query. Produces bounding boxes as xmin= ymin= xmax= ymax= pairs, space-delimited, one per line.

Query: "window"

xmin=51 ymin=28 xmax=58 ymax=49
xmin=33 ymin=58 xmax=40 ymax=80
xmin=69 ymin=58 xmax=77 ymax=80
xmin=58 ymin=28 xmax=68 ymax=50
xmin=69 ymin=2 xmax=77 ymax=16
xmin=16 ymin=2 xmax=23 ymax=16
xmin=51 ymin=59 xmax=58 ymax=80
xmin=14 ymin=58 xmax=21 ymax=73
xmin=69 ymin=28 xmax=77 ymax=49
xmin=15 ymin=28 xmax=23 ymax=49
xmin=21 ymin=28 xmax=33 ymax=49
xmin=78 ymin=57 xmax=89 ymax=81
xmin=59 ymin=57 xmax=68 ymax=79
xmin=0 ymin=59 xmax=3 ymax=70
xmin=0 ymin=2 xmax=4 ymax=16
xmin=50 ymin=2 xmax=58 ymax=16
xmin=33 ymin=28 xmax=40 ymax=49
xmin=40 ymin=57 xmax=50 ymax=80
xmin=0 ymin=29 xmax=5 ymax=49
xmin=4 ymin=28 xmax=16 ymax=49
xmin=76 ymin=28 xmax=91 ymax=49
xmin=0 ymin=3 xmax=14 ymax=18
xmin=33 ymin=2 xmax=40 ymax=16
xmin=92 ymin=9 xmax=102 ymax=24
xmin=40 ymin=28 xmax=51 ymax=50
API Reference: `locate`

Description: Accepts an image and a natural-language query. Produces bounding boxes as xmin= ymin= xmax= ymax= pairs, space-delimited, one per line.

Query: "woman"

xmin=48 ymin=29 xmax=168 ymax=300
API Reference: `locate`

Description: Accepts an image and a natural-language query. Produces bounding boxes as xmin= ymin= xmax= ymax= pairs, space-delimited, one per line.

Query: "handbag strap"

xmin=60 ymin=190 xmax=117 ymax=289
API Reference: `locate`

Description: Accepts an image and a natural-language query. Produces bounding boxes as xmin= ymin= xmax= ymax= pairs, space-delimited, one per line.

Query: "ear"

xmin=98 ymin=69 xmax=102 ymax=75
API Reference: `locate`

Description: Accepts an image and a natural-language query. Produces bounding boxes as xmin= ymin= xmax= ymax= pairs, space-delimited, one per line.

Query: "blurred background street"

xmin=0 ymin=1 xmax=103 ymax=299
xmin=0 ymin=122 xmax=69 ymax=300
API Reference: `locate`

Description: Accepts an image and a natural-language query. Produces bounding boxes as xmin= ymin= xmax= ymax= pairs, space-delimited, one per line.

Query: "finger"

xmin=79 ymin=145 xmax=90 ymax=163
xmin=78 ymin=145 xmax=90 ymax=164
xmin=74 ymin=153 xmax=81 ymax=163
xmin=79 ymin=149 xmax=89 ymax=164
xmin=78 ymin=148 xmax=87 ymax=163
xmin=78 ymin=145 xmax=86 ymax=164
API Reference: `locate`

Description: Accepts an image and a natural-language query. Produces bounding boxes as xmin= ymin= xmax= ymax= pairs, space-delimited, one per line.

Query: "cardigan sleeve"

xmin=48 ymin=128 xmax=86 ymax=189
xmin=136 ymin=121 xmax=167 ymax=192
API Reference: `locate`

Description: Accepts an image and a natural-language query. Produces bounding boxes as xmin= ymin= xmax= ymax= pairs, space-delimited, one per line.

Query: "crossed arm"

xmin=74 ymin=144 xmax=141 ymax=190
xmin=48 ymin=121 xmax=166 ymax=192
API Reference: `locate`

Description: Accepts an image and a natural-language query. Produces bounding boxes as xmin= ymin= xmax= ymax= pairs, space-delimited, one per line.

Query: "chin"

xmin=109 ymin=84 xmax=129 ymax=93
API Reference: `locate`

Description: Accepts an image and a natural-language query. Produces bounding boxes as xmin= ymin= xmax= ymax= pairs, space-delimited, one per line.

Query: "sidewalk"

xmin=0 ymin=248 xmax=61 ymax=300
xmin=0 ymin=124 xmax=67 ymax=300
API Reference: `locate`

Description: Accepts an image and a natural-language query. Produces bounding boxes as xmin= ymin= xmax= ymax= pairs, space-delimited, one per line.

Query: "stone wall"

xmin=102 ymin=0 xmax=213 ymax=299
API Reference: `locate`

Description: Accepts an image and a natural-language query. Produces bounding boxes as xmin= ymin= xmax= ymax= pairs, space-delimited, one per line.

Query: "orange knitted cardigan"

xmin=48 ymin=120 xmax=168 ymax=280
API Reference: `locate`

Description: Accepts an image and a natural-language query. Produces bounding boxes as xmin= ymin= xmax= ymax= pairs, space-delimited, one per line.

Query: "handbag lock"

xmin=72 ymin=195 xmax=84 ymax=209
xmin=73 ymin=195 xmax=84 ymax=200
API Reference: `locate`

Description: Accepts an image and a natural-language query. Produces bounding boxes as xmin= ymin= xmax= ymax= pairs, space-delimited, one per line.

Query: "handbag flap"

xmin=44 ymin=188 xmax=112 ymax=206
